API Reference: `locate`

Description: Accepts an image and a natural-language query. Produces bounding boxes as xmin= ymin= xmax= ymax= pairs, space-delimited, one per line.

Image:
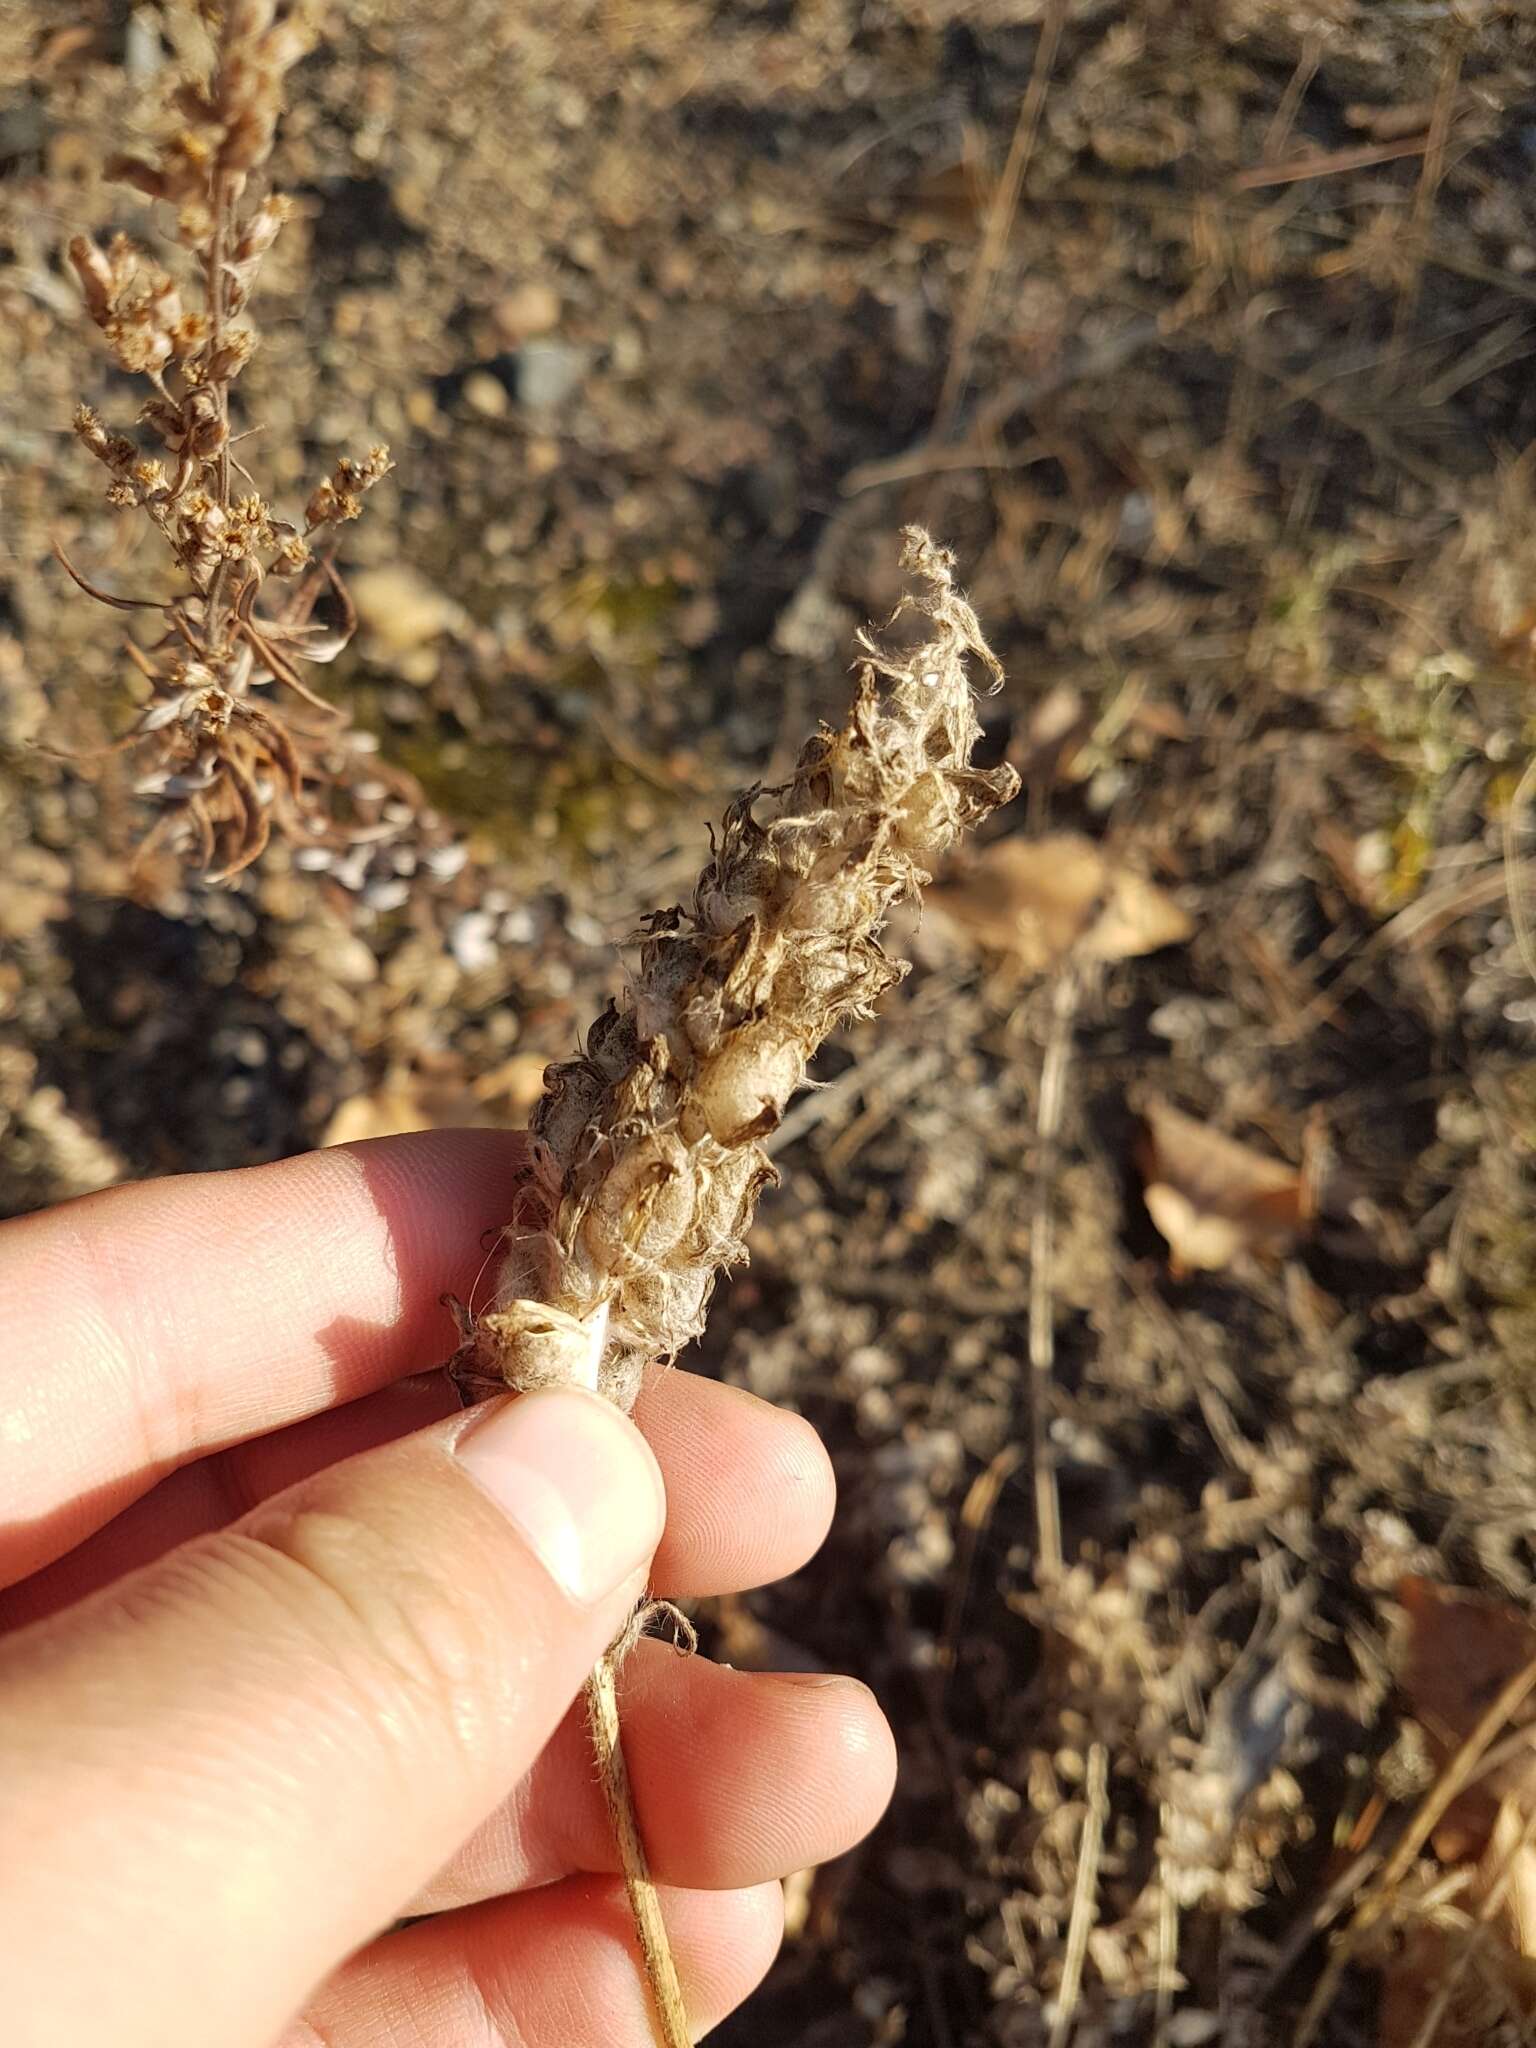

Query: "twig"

xmin=1292 ymin=1649 xmax=1536 ymax=2047
xmin=938 ymin=1442 xmax=1023 ymax=1692
xmin=1151 ymin=1839 xmax=1179 ymax=2048
xmin=1502 ymin=752 xmax=1536 ymax=989
xmin=586 ymin=1650 xmax=691 ymax=2048
xmin=929 ymin=0 xmax=1067 ymax=447
xmin=1261 ymin=27 xmax=1328 ymax=165
xmin=204 ymin=165 xmax=234 ymax=638
xmin=1233 ymin=131 xmax=1439 ymax=190
xmin=842 ymin=317 xmax=1160 ymax=499
xmin=1048 ymin=1742 xmax=1109 ymax=2048
xmin=1029 ymin=970 xmax=1078 ymax=1582
xmin=1393 ymin=14 xmax=1472 ymax=352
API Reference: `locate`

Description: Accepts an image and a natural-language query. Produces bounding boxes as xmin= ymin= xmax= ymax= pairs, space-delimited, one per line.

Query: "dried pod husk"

xmin=461 ymin=529 xmax=1018 ymax=1408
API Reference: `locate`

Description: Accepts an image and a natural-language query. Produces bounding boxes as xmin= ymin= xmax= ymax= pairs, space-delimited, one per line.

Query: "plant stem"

xmin=204 ymin=166 xmax=234 ymax=635
xmin=585 ymin=1647 xmax=691 ymax=2047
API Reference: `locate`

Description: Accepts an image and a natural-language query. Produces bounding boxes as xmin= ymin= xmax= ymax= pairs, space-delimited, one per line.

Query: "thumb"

xmin=0 ymin=1387 xmax=665 ymax=2048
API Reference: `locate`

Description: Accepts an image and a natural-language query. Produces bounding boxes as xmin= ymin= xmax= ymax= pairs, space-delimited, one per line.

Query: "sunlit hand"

xmin=0 ymin=1132 xmax=894 ymax=2046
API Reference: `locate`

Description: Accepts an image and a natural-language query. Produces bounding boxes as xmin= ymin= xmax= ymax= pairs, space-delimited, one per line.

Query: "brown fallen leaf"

xmin=928 ymin=832 xmax=1193 ymax=978
xmin=1377 ymin=1903 xmax=1536 ymax=2048
xmin=1397 ymin=1577 xmax=1536 ymax=1860
xmin=1375 ymin=1589 xmax=1536 ymax=2048
xmin=1137 ymin=1099 xmax=1308 ymax=1275
xmin=321 ymin=1069 xmax=487 ymax=1147
xmin=471 ymin=1051 xmax=553 ymax=1125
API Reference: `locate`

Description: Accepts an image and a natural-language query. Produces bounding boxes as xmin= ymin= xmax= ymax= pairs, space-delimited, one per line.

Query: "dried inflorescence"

xmin=456 ymin=529 xmax=1020 ymax=1408
xmin=62 ymin=1 xmax=394 ymax=881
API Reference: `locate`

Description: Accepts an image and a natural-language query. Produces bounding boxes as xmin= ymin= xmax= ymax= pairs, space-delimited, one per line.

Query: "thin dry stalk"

xmin=928 ymin=0 xmax=1066 ymax=449
xmin=587 ymin=1650 xmax=690 ymax=2048
xmin=1151 ymin=1836 xmax=1179 ymax=2048
xmin=1048 ymin=1741 xmax=1110 ymax=2048
xmin=1392 ymin=17 xmax=1472 ymax=354
xmin=453 ymin=529 xmax=1018 ymax=2042
xmin=1501 ymin=753 xmax=1536 ymax=990
xmin=939 ymin=1441 xmax=1024 ymax=1695
xmin=1293 ymin=1650 xmax=1536 ymax=2048
xmin=1029 ymin=968 xmax=1079 ymax=1582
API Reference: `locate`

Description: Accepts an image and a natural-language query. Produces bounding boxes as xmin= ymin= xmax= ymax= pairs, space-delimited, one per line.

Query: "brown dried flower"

xmin=62 ymin=0 xmax=400 ymax=883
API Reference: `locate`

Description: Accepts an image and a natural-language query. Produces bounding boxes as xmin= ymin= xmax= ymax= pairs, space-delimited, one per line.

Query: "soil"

xmin=5 ymin=3 xmax=1536 ymax=2044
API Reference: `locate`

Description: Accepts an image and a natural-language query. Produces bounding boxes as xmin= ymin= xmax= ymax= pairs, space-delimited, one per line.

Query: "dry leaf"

xmin=928 ymin=833 xmax=1193 ymax=978
xmin=1377 ymin=1911 xmax=1536 ymax=2048
xmin=321 ymin=1070 xmax=486 ymax=1146
xmin=1398 ymin=1577 xmax=1536 ymax=1855
xmin=350 ymin=565 xmax=466 ymax=663
xmin=1137 ymin=1100 xmax=1307 ymax=1275
xmin=1012 ymin=684 xmax=1093 ymax=784
xmin=471 ymin=1051 xmax=552 ymax=1124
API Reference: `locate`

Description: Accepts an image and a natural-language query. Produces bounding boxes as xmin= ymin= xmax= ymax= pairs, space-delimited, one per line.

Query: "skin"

xmin=0 ymin=1130 xmax=896 ymax=2047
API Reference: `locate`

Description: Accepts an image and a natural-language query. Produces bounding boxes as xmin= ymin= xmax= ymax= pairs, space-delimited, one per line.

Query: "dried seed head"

xmin=63 ymin=0 xmax=395 ymax=889
xmin=460 ymin=529 xmax=1019 ymax=1408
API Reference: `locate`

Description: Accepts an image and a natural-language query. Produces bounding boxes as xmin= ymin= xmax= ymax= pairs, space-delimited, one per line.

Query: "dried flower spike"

xmin=459 ymin=527 xmax=1018 ymax=1403
xmin=62 ymin=1 xmax=401 ymax=884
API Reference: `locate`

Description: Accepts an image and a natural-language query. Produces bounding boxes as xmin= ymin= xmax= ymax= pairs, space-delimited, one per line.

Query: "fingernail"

xmin=455 ymin=1388 xmax=665 ymax=1605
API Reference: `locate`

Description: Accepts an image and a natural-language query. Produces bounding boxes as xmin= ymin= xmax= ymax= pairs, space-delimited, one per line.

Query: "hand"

xmin=0 ymin=1131 xmax=895 ymax=2047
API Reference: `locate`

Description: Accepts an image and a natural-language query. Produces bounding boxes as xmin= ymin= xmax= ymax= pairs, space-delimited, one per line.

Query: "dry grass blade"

xmin=1048 ymin=1742 xmax=1110 ymax=2048
xmin=1501 ymin=752 xmax=1536 ymax=991
xmin=928 ymin=0 xmax=1067 ymax=450
xmin=1029 ymin=970 xmax=1078 ymax=1581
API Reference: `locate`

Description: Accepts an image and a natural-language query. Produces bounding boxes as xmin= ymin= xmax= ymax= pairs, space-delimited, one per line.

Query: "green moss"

xmin=381 ymin=724 xmax=667 ymax=867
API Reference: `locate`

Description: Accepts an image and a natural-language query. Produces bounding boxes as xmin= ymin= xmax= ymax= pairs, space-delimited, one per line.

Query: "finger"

xmin=0 ymin=1375 xmax=460 ymax=1630
xmin=289 ymin=1877 xmax=784 ymax=2048
xmin=637 ymin=1367 xmax=836 ymax=1597
xmin=0 ymin=1389 xmax=665 ymax=2048
xmin=0 ymin=1130 xmax=532 ymax=1584
xmin=0 ymin=1369 xmax=834 ymax=1628
xmin=415 ymin=1643 xmax=895 ymax=1904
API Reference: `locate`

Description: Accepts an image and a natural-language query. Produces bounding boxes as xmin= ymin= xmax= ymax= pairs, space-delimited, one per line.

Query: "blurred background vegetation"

xmin=6 ymin=3 xmax=1536 ymax=2043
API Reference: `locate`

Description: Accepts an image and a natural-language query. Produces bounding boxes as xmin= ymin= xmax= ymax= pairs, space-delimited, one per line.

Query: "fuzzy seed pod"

xmin=458 ymin=529 xmax=1019 ymax=1410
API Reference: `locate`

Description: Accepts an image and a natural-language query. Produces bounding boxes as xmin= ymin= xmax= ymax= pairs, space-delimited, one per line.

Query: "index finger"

xmin=0 ymin=1129 xmax=532 ymax=1586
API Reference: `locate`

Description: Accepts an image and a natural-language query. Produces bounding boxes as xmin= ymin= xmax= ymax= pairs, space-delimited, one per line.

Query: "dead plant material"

xmin=451 ymin=530 xmax=1018 ymax=2044
xmin=456 ymin=528 xmax=1018 ymax=1406
xmin=1370 ymin=1582 xmax=1536 ymax=2044
xmin=62 ymin=1 xmax=392 ymax=882
xmin=927 ymin=832 xmax=1193 ymax=981
xmin=1136 ymin=1099 xmax=1311 ymax=1277
xmin=1398 ymin=1578 xmax=1536 ymax=1858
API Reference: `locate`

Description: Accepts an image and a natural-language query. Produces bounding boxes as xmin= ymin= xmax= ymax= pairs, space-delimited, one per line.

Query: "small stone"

xmin=515 ymin=341 xmax=588 ymax=413
xmin=420 ymin=842 xmax=469 ymax=882
xmin=493 ymin=282 xmax=561 ymax=344
xmin=350 ymin=565 xmax=465 ymax=661
xmin=361 ymin=877 xmax=411 ymax=912
xmin=463 ymin=369 xmax=508 ymax=418
xmin=450 ymin=909 xmax=498 ymax=975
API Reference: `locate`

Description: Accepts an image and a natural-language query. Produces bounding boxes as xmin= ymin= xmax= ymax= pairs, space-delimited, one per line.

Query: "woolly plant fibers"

xmin=459 ymin=527 xmax=1020 ymax=1416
